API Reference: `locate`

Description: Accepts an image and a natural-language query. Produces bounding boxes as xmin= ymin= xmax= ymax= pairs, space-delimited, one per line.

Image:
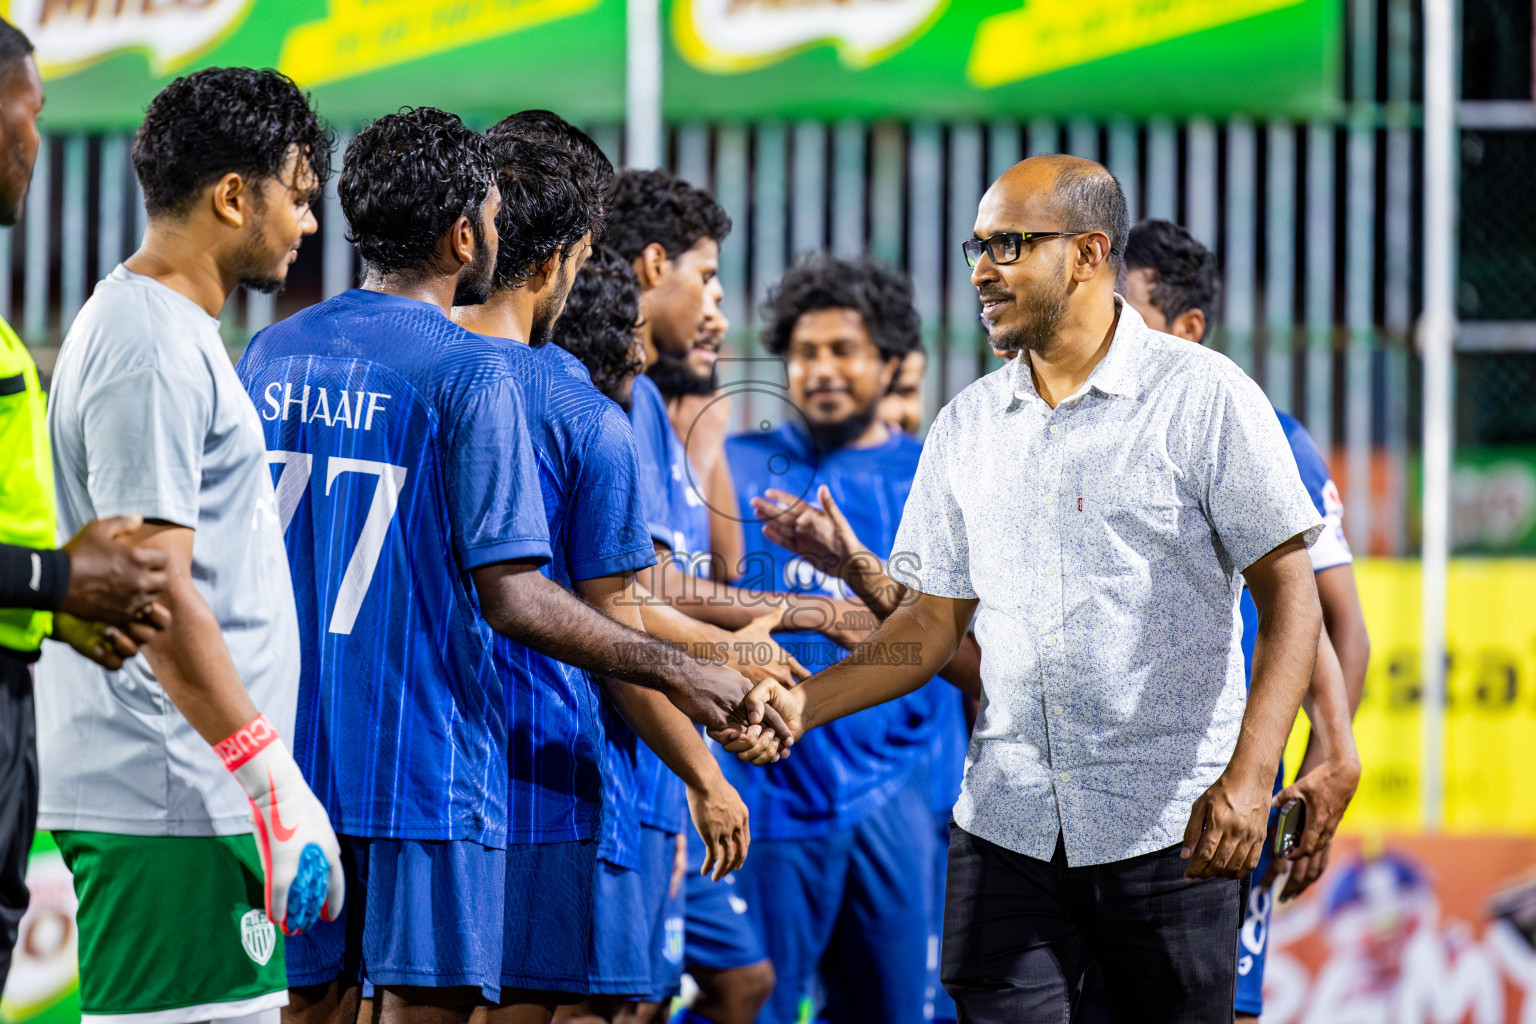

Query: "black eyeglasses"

xmin=962 ymin=231 xmax=1096 ymax=268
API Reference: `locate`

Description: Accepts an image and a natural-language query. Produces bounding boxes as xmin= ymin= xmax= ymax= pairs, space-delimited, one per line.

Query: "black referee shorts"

xmin=0 ymin=651 xmax=36 ymax=991
xmin=941 ymin=823 xmax=1242 ymax=1024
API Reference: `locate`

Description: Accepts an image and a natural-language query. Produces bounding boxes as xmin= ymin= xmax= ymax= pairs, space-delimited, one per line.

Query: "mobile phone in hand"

xmin=1273 ymin=799 xmax=1306 ymax=858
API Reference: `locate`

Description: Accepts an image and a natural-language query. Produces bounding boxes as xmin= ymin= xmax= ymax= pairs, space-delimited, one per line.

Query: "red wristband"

xmin=214 ymin=713 xmax=279 ymax=771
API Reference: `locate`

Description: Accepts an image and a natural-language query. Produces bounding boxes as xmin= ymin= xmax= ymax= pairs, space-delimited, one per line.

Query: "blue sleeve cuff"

xmin=569 ymin=545 xmax=659 ymax=583
xmin=460 ymin=537 xmax=552 ymax=571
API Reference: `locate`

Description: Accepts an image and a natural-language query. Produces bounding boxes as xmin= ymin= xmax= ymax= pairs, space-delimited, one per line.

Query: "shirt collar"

xmin=1002 ymin=295 xmax=1144 ymax=410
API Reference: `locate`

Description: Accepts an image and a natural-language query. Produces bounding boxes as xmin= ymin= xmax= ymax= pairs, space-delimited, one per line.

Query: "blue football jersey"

xmin=237 ymin=289 xmax=551 ymax=847
xmin=621 ymin=373 xmax=712 ymax=837
xmin=1239 ymin=408 xmax=1354 ymax=681
xmin=497 ymin=342 xmax=656 ymax=845
xmin=724 ymin=422 xmax=953 ymax=839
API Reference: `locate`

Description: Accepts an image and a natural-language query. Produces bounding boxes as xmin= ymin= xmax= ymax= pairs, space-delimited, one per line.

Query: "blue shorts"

xmin=737 ymin=773 xmax=934 ymax=1024
xmin=502 ymin=840 xmax=597 ymax=996
xmin=683 ymin=826 xmax=765 ymax=972
xmin=590 ymin=825 xmax=683 ymax=998
xmin=285 ymin=835 xmax=505 ymax=1002
xmin=1235 ymin=764 xmax=1287 ymax=1017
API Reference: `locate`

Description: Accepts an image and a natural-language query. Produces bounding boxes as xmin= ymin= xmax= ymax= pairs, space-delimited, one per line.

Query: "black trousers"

xmin=0 ymin=653 xmax=36 ymax=991
xmin=941 ymin=824 xmax=1242 ymax=1024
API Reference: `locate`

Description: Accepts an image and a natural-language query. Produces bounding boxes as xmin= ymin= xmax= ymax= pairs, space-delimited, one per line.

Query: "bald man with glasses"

xmin=715 ymin=155 xmax=1327 ymax=1022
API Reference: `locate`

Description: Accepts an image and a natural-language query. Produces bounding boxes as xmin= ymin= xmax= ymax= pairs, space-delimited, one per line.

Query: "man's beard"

xmin=984 ymin=258 xmax=1071 ymax=356
xmin=452 ymin=226 xmax=496 ymax=307
xmin=233 ymin=220 xmax=286 ymax=295
xmin=527 ymin=260 xmax=573 ymax=348
xmin=647 ymin=350 xmax=715 ymax=400
xmin=804 ymin=398 xmax=879 ymax=454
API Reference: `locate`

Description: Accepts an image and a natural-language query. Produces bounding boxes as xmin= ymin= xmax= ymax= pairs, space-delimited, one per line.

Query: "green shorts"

xmin=54 ymin=831 xmax=288 ymax=1024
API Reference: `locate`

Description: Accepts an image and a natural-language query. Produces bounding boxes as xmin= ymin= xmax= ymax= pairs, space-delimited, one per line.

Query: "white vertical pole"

xmin=59 ymin=135 xmax=87 ymax=328
xmin=1107 ymin=118 xmax=1140 ymax=225
xmin=1265 ymin=121 xmax=1296 ymax=413
xmin=987 ymin=120 xmax=1020 ymax=181
xmin=323 ymin=129 xmax=355 ymax=299
xmin=97 ymin=135 xmax=126 ymax=281
xmin=714 ymin=125 xmax=749 ymax=333
xmin=1027 ymin=118 xmax=1057 ymax=157
xmin=832 ymin=120 xmax=866 ymax=258
xmin=1067 ymin=118 xmax=1098 ymax=162
xmin=1345 ymin=123 xmax=1376 ymax=555
xmin=625 ymin=0 xmax=662 ymax=170
xmin=23 ymin=137 xmax=49 ymax=343
xmin=1305 ymin=121 xmax=1335 ymax=449
xmin=906 ymin=121 xmax=943 ymax=391
xmin=1420 ymin=0 xmax=1457 ymax=833
xmin=948 ymin=123 xmax=984 ymax=409
xmin=1146 ymin=118 xmax=1177 ymax=223
xmin=675 ymin=123 xmax=711 ymax=191
xmin=1185 ymin=117 xmax=1218 ymax=249
xmin=869 ymin=124 xmax=905 ymax=268
xmin=791 ymin=121 xmax=826 ymax=258
xmin=752 ymin=122 xmax=787 ymax=308
xmin=1224 ymin=118 xmax=1257 ymax=376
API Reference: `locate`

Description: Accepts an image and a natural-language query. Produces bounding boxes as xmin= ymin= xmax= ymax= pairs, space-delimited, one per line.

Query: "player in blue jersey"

xmin=239 ymin=110 xmax=773 ymax=1024
xmin=711 ymin=253 xmax=957 ymax=1024
xmin=452 ymin=124 xmax=758 ymax=1021
xmin=641 ymin=273 xmax=777 ymax=1024
xmin=1121 ymin=218 xmax=1369 ymax=1022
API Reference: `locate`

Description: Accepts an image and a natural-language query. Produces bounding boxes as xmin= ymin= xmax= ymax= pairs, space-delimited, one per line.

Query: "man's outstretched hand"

xmin=752 ymin=485 xmax=870 ymax=579
xmin=709 ymin=677 xmax=808 ymax=767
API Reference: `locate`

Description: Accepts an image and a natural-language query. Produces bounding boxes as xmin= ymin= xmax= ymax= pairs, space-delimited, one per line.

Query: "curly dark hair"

xmin=760 ymin=253 xmax=921 ymax=361
xmin=604 ymin=168 xmax=731 ymax=263
xmin=489 ymin=111 xmax=613 ymax=212
xmin=1124 ymin=219 xmax=1221 ymax=340
xmin=132 ymin=67 xmax=331 ymax=219
xmin=0 ymin=18 xmax=33 ymax=79
xmin=481 ymin=134 xmax=602 ymax=290
xmin=551 ymin=246 xmax=644 ymax=406
xmin=339 ymin=107 xmax=495 ymax=275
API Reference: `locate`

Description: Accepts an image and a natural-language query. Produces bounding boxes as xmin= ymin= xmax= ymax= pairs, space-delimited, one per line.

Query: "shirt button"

xmin=1044 ymin=564 xmax=1058 ymax=575
xmin=1044 ymin=635 xmax=1059 ymax=648
xmin=1060 ymin=772 xmax=1072 ymax=783
xmin=1048 ymin=424 xmax=1062 ymax=437
xmin=1051 ymin=704 xmax=1064 ymax=716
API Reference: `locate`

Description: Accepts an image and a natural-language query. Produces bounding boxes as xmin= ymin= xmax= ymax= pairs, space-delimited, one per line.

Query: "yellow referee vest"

xmin=0 ymin=318 xmax=56 ymax=653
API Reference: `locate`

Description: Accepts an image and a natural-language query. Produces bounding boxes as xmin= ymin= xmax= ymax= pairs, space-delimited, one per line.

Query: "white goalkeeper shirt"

xmin=890 ymin=299 xmax=1324 ymax=867
xmin=37 ymin=266 xmax=300 ymax=837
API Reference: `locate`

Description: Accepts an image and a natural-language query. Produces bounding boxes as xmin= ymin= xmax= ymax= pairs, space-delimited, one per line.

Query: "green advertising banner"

xmin=1 ymin=0 xmax=628 ymax=130
xmin=8 ymin=0 xmax=1340 ymax=130
xmin=664 ymin=0 xmax=1342 ymax=121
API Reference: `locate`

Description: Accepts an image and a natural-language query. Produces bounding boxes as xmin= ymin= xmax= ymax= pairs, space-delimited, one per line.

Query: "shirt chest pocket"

xmin=1071 ymin=471 xmax=1184 ymax=577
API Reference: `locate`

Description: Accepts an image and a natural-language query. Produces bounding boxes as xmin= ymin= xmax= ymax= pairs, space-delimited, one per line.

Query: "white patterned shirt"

xmin=890 ymin=300 xmax=1323 ymax=867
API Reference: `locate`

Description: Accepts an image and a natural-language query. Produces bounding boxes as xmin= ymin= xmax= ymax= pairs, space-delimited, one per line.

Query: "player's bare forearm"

xmin=124 ymin=523 xmax=257 ymax=744
xmin=636 ymin=555 xmax=785 ymax=630
xmin=635 ymin=582 xmax=733 ymax=651
xmin=1232 ymin=536 xmax=1322 ymax=786
xmin=600 ymin=678 xmax=722 ymax=792
xmin=1297 ymin=630 xmax=1359 ymax=775
xmin=1316 ymin=564 xmax=1369 ymax=716
xmin=799 ymin=591 xmax=976 ymax=731
xmin=476 ymin=562 xmax=724 ymax=696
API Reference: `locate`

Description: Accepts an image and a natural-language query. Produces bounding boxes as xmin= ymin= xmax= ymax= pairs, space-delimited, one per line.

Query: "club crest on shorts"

xmin=240 ymin=908 xmax=276 ymax=966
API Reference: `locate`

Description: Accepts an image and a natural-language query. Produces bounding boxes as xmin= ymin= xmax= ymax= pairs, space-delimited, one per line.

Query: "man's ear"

xmin=1171 ymin=308 xmax=1208 ymax=344
xmin=530 ymin=249 xmax=563 ymax=291
xmin=443 ymin=214 xmax=476 ymax=268
xmin=633 ymin=242 xmax=669 ymax=290
xmin=878 ymin=353 xmax=901 ymax=394
xmin=1071 ymin=232 xmax=1113 ymax=282
xmin=209 ymin=172 xmax=248 ymax=229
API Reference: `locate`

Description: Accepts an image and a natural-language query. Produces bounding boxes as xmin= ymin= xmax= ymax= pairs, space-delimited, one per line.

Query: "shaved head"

xmin=993 ymin=155 xmax=1128 ymax=271
xmin=970 ymin=155 xmax=1127 ymax=357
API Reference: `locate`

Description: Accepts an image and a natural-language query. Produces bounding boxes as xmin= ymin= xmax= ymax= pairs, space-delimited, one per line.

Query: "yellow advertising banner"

xmin=1285 ymin=558 xmax=1536 ymax=836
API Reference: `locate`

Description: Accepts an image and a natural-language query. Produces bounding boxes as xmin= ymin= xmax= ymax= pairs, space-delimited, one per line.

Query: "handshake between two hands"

xmin=701 ymin=673 xmax=809 ymax=768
